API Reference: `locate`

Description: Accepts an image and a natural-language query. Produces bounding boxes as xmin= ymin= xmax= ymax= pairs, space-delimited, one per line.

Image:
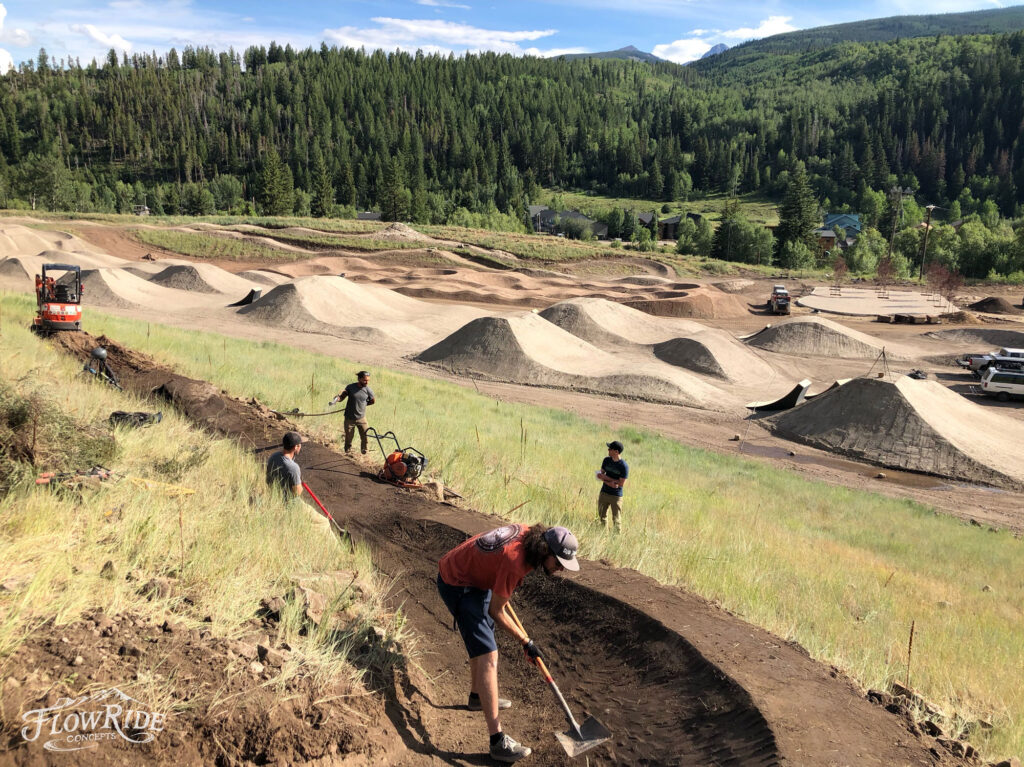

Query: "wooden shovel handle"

xmin=505 ymin=603 xmax=555 ymax=680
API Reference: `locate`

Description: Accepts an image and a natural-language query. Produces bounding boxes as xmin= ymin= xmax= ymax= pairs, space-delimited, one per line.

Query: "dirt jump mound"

xmin=653 ymin=333 xmax=774 ymax=382
xmin=237 ymin=269 xmax=292 ymax=286
xmin=0 ymin=256 xmax=33 ymax=288
xmin=0 ymin=250 xmax=126 ymax=291
xmin=624 ymin=286 xmax=749 ymax=319
xmin=78 ymin=268 xmax=211 ymax=310
xmin=238 ymin=275 xmax=483 ymax=346
xmin=967 ymin=296 xmax=1023 ymax=315
xmin=540 ymin=298 xmax=775 ymax=383
xmin=745 ymin=316 xmax=902 ymax=358
xmin=926 ymin=327 xmax=1024 ymax=348
xmin=765 ymin=376 xmax=1024 ymax=488
xmin=366 ymin=222 xmax=436 ymax=243
xmin=147 ymin=263 xmax=259 ymax=295
xmin=416 ymin=313 xmax=728 ymax=410
xmin=0 ymin=223 xmax=102 ymax=259
xmin=539 ymin=297 xmax=706 ymax=347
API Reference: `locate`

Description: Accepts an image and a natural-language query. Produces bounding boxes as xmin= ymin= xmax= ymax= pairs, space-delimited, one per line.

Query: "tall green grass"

xmin=134 ymin=229 xmax=306 ymax=262
xmin=0 ymin=303 xmax=404 ymax=708
xmin=2 ymin=292 xmax=1022 ymax=758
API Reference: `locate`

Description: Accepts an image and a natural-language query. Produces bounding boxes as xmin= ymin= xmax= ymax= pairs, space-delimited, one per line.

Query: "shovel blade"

xmin=554 ymin=716 xmax=612 ymax=758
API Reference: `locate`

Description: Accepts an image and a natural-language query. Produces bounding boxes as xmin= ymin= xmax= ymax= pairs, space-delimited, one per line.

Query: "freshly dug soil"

xmin=29 ymin=329 xmax=971 ymax=767
xmin=0 ymin=611 xmax=404 ymax=766
xmin=968 ymin=296 xmax=1023 ymax=315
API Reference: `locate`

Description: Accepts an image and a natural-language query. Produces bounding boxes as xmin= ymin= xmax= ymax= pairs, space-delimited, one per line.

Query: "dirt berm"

xmin=765 ymin=376 xmax=1024 ymax=488
xmin=44 ymin=331 xmax=967 ymax=767
xmin=926 ymin=327 xmax=1024 ymax=348
xmin=745 ymin=316 xmax=908 ymax=359
xmin=416 ymin=313 xmax=729 ymax=410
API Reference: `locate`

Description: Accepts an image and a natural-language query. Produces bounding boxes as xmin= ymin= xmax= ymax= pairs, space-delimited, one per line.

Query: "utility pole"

xmin=918 ymin=204 xmax=937 ymax=281
xmin=886 ymin=185 xmax=914 ymax=264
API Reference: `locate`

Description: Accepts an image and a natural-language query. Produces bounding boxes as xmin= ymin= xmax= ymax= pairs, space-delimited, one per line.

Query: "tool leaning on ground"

xmin=505 ymin=603 xmax=611 ymax=758
xmin=301 ymin=481 xmax=349 ymax=541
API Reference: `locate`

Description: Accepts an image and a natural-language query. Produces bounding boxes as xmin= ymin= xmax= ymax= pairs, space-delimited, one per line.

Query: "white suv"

xmin=979 ymin=367 xmax=1024 ymax=401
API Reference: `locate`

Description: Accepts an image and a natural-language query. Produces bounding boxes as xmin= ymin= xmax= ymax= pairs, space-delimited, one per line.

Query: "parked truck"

xmin=768 ymin=284 xmax=791 ymax=315
xmin=957 ymin=347 xmax=1024 ymax=376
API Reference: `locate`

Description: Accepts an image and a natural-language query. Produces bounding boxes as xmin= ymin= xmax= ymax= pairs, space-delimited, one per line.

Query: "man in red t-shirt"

xmin=437 ymin=523 xmax=580 ymax=763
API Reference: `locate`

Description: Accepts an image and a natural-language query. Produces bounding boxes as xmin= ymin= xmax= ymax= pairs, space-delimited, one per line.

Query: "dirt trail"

xmin=48 ymin=331 xmax=966 ymax=767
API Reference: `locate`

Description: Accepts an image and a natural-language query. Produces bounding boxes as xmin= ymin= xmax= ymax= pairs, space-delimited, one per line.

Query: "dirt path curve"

xmin=53 ymin=331 xmax=963 ymax=767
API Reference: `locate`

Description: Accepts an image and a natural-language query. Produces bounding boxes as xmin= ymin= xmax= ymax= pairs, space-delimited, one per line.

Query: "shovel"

xmin=506 ymin=604 xmax=611 ymax=758
xmin=302 ymin=482 xmax=350 ymax=542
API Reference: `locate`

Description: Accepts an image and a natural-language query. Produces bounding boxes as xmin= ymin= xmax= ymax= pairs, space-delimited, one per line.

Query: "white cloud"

xmin=523 ymin=46 xmax=588 ymax=57
xmin=721 ymin=16 xmax=796 ymax=40
xmin=21 ymin=1 xmax=319 ymax=66
xmin=6 ymin=26 xmax=29 ymax=46
xmin=324 ymin=17 xmax=557 ymax=55
xmin=416 ymin=0 xmax=472 ymax=9
xmin=652 ymin=37 xmax=711 ymax=64
xmin=0 ymin=4 xmax=15 ymax=70
xmin=70 ymin=23 xmax=133 ymax=53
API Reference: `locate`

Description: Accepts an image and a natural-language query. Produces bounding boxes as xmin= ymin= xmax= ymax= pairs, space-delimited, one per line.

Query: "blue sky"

xmin=0 ymin=0 xmax=1019 ymax=72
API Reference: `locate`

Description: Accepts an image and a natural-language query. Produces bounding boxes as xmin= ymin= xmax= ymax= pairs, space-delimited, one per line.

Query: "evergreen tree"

xmin=310 ymin=150 xmax=335 ymax=217
xmin=775 ymin=164 xmax=820 ymax=253
xmin=258 ymin=147 xmax=294 ymax=216
xmin=381 ymin=157 xmax=409 ymax=222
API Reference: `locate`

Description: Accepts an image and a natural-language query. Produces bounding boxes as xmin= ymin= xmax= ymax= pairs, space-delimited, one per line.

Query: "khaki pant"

xmin=598 ymin=493 xmax=622 ymax=530
xmin=344 ymin=418 xmax=369 ymax=453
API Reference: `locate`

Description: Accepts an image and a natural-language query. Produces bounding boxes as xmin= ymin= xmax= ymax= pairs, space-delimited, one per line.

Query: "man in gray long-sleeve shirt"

xmin=332 ymin=371 xmax=376 ymax=454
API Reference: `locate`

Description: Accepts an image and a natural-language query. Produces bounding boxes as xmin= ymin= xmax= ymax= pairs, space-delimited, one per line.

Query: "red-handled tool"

xmin=302 ymin=482 xmax=348 ymax=540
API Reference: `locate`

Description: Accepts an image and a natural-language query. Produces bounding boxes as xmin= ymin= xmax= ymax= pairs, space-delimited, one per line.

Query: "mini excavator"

xmin=33 ymin=264 xmax=83 ymax=334
xmin=366 ymin=428 xmax=428 ymax=488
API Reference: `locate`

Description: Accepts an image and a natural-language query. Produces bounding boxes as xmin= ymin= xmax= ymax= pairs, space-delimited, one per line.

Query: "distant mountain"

xmin=701 ymin=44 xmax=729 ymax=59
xmin=704 ymin=6 xmax=1024 ymax=61
xmin=562 ymin=45 xmax=666 ymax=64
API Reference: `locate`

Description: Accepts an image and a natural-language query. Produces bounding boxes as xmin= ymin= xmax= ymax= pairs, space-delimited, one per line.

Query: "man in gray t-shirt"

xmin=331 ymin=371 xmax=376 ymax=454
xmin=266 ymin=431 xmax=304 ymax=497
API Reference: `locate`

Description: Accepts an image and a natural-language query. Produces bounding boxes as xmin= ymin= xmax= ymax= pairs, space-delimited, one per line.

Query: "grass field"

xmin=0 ymin=302 xmax=404 ymax=712
xmin=3 ymin=293 xmax=1017 ymax=759
xmin=557 ymin=190 xmax=782 ymax=226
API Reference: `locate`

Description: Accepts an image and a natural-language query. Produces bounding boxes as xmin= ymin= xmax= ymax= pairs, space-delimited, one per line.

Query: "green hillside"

xmin=707 ymin=5 xmax=1024 ymax=58
xmin=2 ymin=24 xmax=1023 ymax=277
xmin=562 ymin=45 xmax=667 ymax=64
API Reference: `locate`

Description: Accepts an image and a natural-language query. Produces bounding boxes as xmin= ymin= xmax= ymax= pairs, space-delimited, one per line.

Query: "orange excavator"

xmin=33 ymin=264 xmax=83 ymax=334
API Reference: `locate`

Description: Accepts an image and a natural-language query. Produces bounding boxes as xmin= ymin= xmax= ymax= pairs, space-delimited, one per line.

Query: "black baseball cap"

xmin=544 ymin=526 xmax=580 ymax=571
xmin=607 ymin=440 xmax=624 ymax=453
xmin=282 ymin=431 xmax=303 ymax=450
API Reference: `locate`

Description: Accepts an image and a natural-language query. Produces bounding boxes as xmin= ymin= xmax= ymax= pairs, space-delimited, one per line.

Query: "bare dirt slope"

xmin=41 ymin=330 xmax=968 ymax=767
xmin=10 ymin=218 xmax=1024 ymax=530
xmin=540 ymin=298 xmax=776 ymax=383
xmin=237 ymin=275 xmax=487 ymax=346
xmin=745 ymin=316 xmax=915 ymax=359
xmin=765 ymin=376 xmax=1024 ymax=488
xmin=416 ymin=313 xmax=732 ymax=411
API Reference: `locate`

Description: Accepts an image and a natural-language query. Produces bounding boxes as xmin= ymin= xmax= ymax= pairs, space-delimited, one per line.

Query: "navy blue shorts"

xmin=437 ymin=573 xmax=498 ymax=658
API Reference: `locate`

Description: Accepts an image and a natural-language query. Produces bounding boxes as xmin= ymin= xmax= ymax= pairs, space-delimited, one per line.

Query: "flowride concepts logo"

xmin=20 ymin=687 xmax=167 ymax=752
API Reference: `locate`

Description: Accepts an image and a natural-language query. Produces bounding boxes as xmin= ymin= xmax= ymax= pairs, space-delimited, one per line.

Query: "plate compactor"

xmin=366 ymin=428 xmax=428 ymax=488
xmin=33 ymin=264 xmax=83 ymax=334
